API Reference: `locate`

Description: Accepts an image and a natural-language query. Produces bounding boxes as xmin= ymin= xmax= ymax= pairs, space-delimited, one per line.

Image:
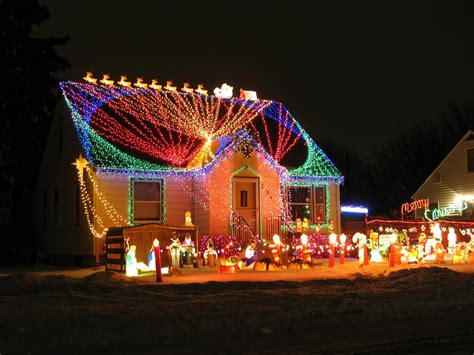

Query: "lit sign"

xmin=424 ymin=201 xmax=468 ymax=221
xmin=341 ymin=205 xmax=368 ymax=214
xmin=401 ymin=198 xmax=429 ymax=216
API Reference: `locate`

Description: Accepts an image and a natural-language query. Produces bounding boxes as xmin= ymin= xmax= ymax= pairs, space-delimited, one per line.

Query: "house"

xmin=35 ymin=77 xmax=343 ymax=265
xmin=412 ymin=130 xmax=474 ymax=221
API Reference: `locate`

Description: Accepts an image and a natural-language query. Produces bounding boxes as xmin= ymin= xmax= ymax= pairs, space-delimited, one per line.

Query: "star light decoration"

xmin=72 ymin=154 xmax=128 ymax=238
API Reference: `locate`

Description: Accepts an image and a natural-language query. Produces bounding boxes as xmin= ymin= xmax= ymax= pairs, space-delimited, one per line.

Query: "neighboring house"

xmin=36 ymin=78 xmax=343 ymax=264
xmin=412 ymin=130 xmax=474 ymax=221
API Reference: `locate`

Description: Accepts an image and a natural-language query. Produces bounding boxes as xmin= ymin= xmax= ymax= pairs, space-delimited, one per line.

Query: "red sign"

xmin=400 ymin=198 xmax=429 ymax=216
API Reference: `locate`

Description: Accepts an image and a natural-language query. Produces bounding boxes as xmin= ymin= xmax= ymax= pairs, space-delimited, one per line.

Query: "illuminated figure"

xmin=203 ymin=239 xmax=218 ymax=267
xmin=447 ymin=227 xmax=457 ymax=254
xmin=181 ymin=233 xmax=195 ymax=267
xmin=169 ymin=232 xmax=181 ymax=269
xmin=245 ymin=240 xmax=258 ymax=266
xmin=352 ymin=232 xmax=369 ymax=268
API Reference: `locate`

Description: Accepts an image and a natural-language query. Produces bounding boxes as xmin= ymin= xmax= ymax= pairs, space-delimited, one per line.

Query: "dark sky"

xmin=36 ymin=0 xmax=474 ymax=155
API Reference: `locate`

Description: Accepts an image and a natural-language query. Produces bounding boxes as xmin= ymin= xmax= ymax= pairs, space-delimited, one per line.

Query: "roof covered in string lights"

xmin=60 ymin=80 xmax=343 ymax=183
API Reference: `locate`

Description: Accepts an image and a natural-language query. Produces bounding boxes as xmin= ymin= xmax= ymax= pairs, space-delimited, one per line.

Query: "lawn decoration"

xmin=219 ymin=255 xmax=238 ymax=273
xmin=352 ymin=232 xmax=369 ymax=268
xmin=244 ymin=240 xmax=258 ymax=267
xmin=125 ymin=245 xmax=138 ymax=277
xmin=447 ymin=227 xmax=457 ymax=254
xmin=328 ymin=233 xmax=337 ymax=267
xmin=181 ymin=233 xmax=195 ymax=267
xmin=203 ymin=239 xmax=218 ymax=267
xmin=253 ymin=258 xmax=282 ymax=271
xmin=287 ymin=259 xmax=311 ymax=270
xmin=339 ymin=233 xmax=346 ymax=264
xmin=169 ymin=233 xmax=181 ymax=269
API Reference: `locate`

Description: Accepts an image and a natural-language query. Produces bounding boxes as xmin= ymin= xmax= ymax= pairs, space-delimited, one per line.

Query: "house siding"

xmin=413 ymin=138 xmax=474 ymax=218
xmin=36 ymin=103 xmax=94 ymax=259
xmin=206 ymin=151 xmax=281 ymax=237
xmin=328 ymin=183 xmax=341 ymax=233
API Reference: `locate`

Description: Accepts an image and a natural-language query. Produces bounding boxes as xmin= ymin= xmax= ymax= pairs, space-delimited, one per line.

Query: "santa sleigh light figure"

xmin=352 ymin=232 xmax=369 ymax=268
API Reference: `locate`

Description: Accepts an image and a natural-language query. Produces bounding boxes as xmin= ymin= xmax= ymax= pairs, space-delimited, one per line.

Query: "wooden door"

xmin=232 ymin=177 xmax=259 ymax=235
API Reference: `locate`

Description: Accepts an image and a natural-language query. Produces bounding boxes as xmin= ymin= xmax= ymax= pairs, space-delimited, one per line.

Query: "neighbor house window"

xmin=287 ymin=186 xmax=327 ymax=223
xmin=53 ymin=187 xmax=59 ymax=224
xmin=133 ymin=180 xmax=163 ymax=223
xmin=74 ymin=182 xmax=81 ymax=225
xmin=468 ymin=149 xmax=474 ymax=172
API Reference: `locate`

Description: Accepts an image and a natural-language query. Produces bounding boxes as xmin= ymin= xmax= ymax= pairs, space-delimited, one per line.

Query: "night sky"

xmin=36 ymin=0 xmax=474 ymax=155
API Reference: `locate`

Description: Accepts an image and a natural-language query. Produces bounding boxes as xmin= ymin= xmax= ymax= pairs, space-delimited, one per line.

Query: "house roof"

xmin=60 ymin=81 xmax=343 ymax=183
xmin=412 ymin=130 xmax=474 ymax=198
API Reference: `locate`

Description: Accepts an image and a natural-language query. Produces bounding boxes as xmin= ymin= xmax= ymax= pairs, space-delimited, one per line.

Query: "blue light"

xmin=341 ymin=205 xmax=368 ymax=214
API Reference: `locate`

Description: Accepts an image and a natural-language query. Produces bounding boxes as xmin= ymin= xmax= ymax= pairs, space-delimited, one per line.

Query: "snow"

xmin=1 ymin=261 xmax=474 ymax=353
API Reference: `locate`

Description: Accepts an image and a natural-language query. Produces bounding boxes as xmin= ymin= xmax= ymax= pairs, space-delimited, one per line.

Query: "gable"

xmin=412 ymin=130 xmax=474 ymax=198
xmin=60 ymin=81 xmax=342 ymax=183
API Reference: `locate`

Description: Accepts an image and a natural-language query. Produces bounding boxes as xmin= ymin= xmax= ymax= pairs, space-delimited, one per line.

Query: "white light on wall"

xmin=454 ymin=194 xmax=474 ymax=203
xmin=341 ymin=205 xmax=368 ymax=214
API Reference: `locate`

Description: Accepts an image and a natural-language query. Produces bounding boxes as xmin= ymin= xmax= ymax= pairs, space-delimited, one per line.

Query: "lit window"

xmin=133 ymin=180 xmax=163 ymax=223
xmin=287 ymin=186 xmax=326 ymax=223
xmin=468 ymin=149 xmax=474 ymax=172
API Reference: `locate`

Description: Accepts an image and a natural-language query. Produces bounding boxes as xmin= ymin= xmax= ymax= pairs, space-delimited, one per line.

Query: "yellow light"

xmin=339 ymin=233 xmax=346 ymax=245
xmin=301 ymin=233 xmax=308 ymax=245
xmin=272 ymin=234 xmax=281 ymax=245
xmin=83 ymin=72 xmax=97 ymax=84
xmin=153 ymin=238 xmax=159 ymax=247
xmin=181 ymin=82 xmax=194 ymax=94
xmin=195 ymin=84 xmax=208 ymax=96
xmin=134 ymin=77 xmax=148 ymax=89
xmin=149 ymin=79 xmax=162 ymax=91
xmin=117 ymin=75 xmax=132 ymax=87
xmin=99 ymin=74 xmax=114 ymax=86
xmin=164 ymin=81 xmax=177 ymax=91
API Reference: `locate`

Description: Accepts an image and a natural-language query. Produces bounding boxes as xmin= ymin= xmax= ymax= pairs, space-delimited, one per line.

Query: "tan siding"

xmin=207 ymin=151 xmax=281 ymax=237
xmin=328 ymin=183 xmax=341 ymax=233
xmin=164 ymin=177 xmax=193 ymax=225
xmin=95 ymin=175 xmax=129 ymax=227
xmin=414 ymin=139 xmax=474 ymax=218
xmin=192 ymin=176 xmax=210 ymax=235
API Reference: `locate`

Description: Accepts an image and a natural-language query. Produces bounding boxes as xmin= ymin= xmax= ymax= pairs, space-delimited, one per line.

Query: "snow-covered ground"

xmin=1 ymin=261 xmax=473 ymax=353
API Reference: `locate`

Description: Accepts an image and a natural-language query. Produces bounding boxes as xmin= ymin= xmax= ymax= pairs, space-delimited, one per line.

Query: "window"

xmin=427 ymin=202 xmax=439 ymax=211
xmin=434 ymin=172 xmax=441 ymax=183
xmin=468 ymin=149 xmax=474 ymax=172
xmin=287 ymin=186 xmax=326 ymax=223
xmin=74 ymin=182 xmax=81 ymax=225
xmin=314 ymin=186 xmax=326 ymax=222
xmin=133 ymin=180 xmax=163 ymax=223
xmin=53 ymin=187 xmax=59 ymax=224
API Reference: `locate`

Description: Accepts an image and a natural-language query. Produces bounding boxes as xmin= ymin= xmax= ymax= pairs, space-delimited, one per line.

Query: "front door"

xmin=232 ymin=177 xmax=259 ymax=236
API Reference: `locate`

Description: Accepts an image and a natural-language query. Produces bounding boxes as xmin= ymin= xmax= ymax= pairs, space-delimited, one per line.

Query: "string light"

xmin=62 ymin=77 xmax=344 ymax=240
xmin=72 ymin=155 xmax=129 ymax=238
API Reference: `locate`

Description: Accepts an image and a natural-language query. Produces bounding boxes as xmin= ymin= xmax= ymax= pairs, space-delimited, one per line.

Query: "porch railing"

xmin=230 ymin=213 xmax=256 ymax=244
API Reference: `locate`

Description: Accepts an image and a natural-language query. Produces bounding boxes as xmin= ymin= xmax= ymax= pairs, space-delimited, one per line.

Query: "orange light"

xmin=99 ymin=74 xmax=114 ymax=86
